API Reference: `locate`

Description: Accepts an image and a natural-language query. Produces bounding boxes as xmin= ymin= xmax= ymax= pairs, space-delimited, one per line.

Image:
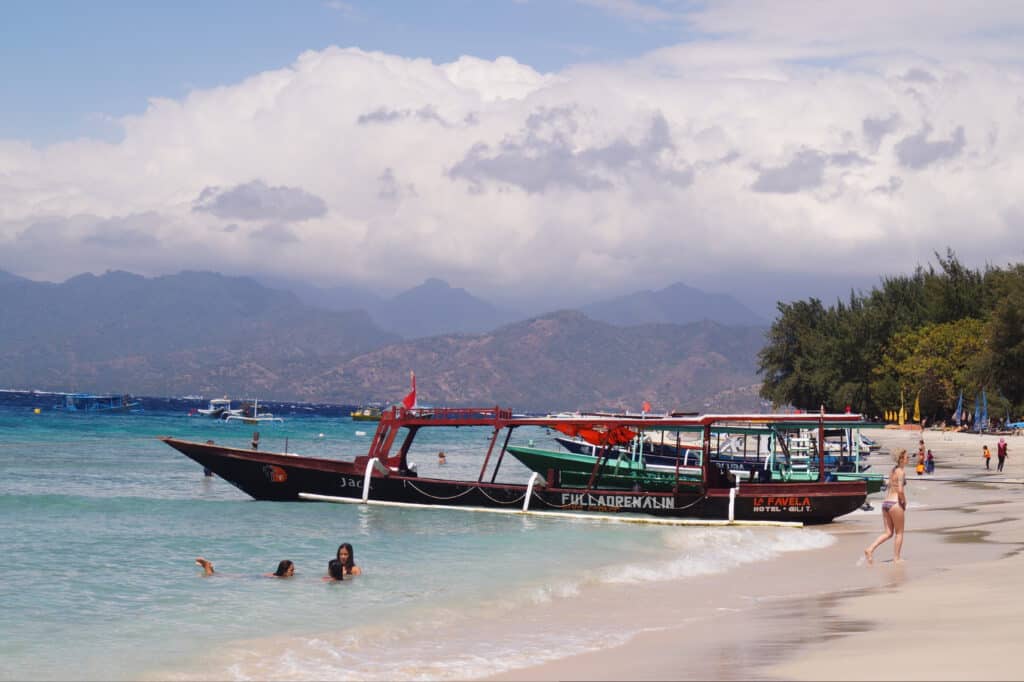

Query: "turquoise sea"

xmin=0 ymin=392 xmax=836 ymax=680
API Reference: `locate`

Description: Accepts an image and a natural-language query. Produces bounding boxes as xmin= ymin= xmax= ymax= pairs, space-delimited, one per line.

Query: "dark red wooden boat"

xmin=160 ymin=407 xmax=869 ymax=525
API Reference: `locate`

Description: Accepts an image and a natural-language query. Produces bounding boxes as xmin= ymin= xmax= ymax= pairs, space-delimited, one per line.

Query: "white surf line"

xmin=298 ymin=492 xmax=803 ymax=528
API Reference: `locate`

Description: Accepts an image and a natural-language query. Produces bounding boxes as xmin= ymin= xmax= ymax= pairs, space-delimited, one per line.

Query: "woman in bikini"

xmin=864 ymin=449 xmax=908 ymax=564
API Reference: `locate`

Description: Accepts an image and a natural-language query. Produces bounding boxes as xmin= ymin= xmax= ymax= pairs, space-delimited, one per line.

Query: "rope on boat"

xmin=477 ymin=486 xmax=527 ymax=506
xmin=403 ymin=480 xmax=478 ymax=501
xmin=297 ymin=493 xmax=803 ymax=528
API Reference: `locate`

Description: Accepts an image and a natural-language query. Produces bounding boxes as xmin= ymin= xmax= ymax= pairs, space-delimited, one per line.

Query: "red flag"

xmin=642 ymin=401 xmax=651 ymax=413
xmin=401 ymin=371 xmax=417 ymax=409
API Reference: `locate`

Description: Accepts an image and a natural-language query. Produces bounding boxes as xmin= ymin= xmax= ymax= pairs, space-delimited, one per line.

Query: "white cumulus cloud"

xmin=1 ymin=3 xmax=1023 ymax=311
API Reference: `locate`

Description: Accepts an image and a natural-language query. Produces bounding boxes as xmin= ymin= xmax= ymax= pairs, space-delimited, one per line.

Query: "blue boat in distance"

xmin=55 ymin=393 xmax=144 ymax=413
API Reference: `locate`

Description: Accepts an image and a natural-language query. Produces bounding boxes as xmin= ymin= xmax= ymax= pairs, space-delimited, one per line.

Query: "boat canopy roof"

xmin=375 ymin=406 xmax=876 ymax=434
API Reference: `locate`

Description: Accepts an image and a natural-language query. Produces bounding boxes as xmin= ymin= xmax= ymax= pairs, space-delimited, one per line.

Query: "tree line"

xmin=758 ymin=250 xmax=1024 ymax=424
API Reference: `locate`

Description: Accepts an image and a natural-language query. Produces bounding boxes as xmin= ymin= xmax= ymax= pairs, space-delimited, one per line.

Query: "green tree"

xmin=758 ymin=250 xmax=992 ymax=416
xmin=978 ymin=264 xmax=1024 ymax=414
xmin=758 ymin=299 xmax=836 ymax=409
xmin=871 ymin=319 xmax=986 ymax=420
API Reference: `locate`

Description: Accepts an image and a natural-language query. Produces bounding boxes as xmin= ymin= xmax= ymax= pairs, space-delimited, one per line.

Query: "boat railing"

xmin=382 ymin=406 xmax=515 ymax=425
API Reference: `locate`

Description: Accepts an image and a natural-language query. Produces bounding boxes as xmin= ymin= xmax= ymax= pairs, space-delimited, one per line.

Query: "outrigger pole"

xmin=818 ymin=411 xmax=826 ymax=482
xmin=297 ymin=492 xmax=801 ymax=528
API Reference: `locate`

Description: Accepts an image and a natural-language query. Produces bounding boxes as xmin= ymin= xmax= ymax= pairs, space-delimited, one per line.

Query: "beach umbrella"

xmin=898 ymin=389 xmax=906 ymax=426
xmin=952 ymin=390 xmax=963 ymax=426
xmin=912 ymin=392 xmax=921 ymax=423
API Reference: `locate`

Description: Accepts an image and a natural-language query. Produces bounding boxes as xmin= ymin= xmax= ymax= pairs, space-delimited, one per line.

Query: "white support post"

xmin=728 ymin=484 xmax=737 ymax=522
xmin=523 ymin=471 xmax=546 ymax=512
xmin=362 ymin=458 xmax=390 ymax=503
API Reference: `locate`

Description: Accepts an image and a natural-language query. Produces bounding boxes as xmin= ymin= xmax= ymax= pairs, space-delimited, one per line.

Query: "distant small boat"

xmin=350 ymin=406 xmax=383 ymax=422
xmin=223 ymin=399 xmax=283 ymax=425
xmin=194 ymin=397 xmax=242 ymax=419
xmin=54 ymin=393 xmax=143 ymax=413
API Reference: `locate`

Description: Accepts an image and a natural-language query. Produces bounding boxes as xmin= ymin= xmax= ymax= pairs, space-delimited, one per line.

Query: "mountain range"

xmin=0 ymin=269 xmax=769 ymax=410
xmin=260 ymin=274 xmax=764 ymax=338
xmin=314 ymin=310 xmax=767 ymax=412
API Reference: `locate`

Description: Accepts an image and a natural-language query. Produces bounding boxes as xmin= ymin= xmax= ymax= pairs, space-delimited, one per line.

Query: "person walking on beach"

xmin=864 ymin=449 xmax=908 ymax=565
xmin=983 ymin=444 xmax=992 ymax=470
xmin=925 ymin=449 xmax=935 ymax=474
xmin=997 ymin=438 xmax=1008 ymax=472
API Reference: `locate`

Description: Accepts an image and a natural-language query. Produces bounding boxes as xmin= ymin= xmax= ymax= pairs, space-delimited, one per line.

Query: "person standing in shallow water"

xmin=997 ymin=438 xmax=1008 ymax=472
xmin=333 ymin=543 xmax=361 ymax=576
xmin=983 ymin=444 xmax=992 ymax=470
xmin=864 ymin=449 xmax=908 ymax=565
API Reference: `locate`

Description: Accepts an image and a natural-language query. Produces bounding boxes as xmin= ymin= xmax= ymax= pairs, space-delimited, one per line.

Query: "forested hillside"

xmin=758 ymin=251 xmax=1024 ymax=422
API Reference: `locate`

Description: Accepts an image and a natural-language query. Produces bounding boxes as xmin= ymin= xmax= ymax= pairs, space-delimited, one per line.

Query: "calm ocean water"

xmin=0 ymin=392 xmax=834 ymax=680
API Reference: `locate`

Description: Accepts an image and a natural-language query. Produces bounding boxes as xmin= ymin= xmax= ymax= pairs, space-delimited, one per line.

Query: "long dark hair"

xmin=327 ymin=559 xmax=345 ymax=580
xmin=273 ymin=559 xmax=294 ymax=577
xmin=336 ymin=543 xmax=355 ymax=574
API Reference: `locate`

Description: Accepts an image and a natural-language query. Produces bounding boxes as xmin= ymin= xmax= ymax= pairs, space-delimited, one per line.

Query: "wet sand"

xmin=486 ymin=429 xmax=1024 ymax=681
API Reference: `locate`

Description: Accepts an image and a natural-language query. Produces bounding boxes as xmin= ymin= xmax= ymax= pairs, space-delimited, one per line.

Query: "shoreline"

xmin=484 ymin=429 xmax=1024 ymax=681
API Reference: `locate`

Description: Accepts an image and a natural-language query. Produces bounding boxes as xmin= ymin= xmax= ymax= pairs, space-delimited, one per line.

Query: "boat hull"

xmin=161 ymin=438 xmax=866 ymax=524
xmin=507 ymin=445 xmax=703 ymax=491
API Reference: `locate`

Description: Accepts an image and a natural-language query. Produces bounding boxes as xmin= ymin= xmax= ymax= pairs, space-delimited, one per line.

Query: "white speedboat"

xmin=223 ymin=399 xmax=283 ymax=424
xmin=195 ymin=397 xmax=243 ymax=419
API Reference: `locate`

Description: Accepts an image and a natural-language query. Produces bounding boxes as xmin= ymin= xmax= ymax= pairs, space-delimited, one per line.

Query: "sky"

xmin=2 ymin=0 xmax=1023 ymax=317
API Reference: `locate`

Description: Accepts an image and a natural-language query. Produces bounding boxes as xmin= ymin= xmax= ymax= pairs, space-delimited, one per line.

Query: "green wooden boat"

xmin=506 ymin=445 xmax=704 ymax=491
xmin=506 ymin=444 xmax=885 ymax=494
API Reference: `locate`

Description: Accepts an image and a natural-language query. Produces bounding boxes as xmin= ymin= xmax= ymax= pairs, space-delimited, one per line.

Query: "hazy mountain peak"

xmin=0 ymin=269 xmax=29 ymax=285
xmin=581 ymin=281 xmax=765 ymax=327
xmin=420 ymin=277 xmax=451 ymax=290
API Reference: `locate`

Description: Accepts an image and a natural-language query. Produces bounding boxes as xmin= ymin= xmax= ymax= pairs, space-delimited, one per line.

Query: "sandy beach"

xmin=486 ymin=428 xmax=1024 ymax=681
